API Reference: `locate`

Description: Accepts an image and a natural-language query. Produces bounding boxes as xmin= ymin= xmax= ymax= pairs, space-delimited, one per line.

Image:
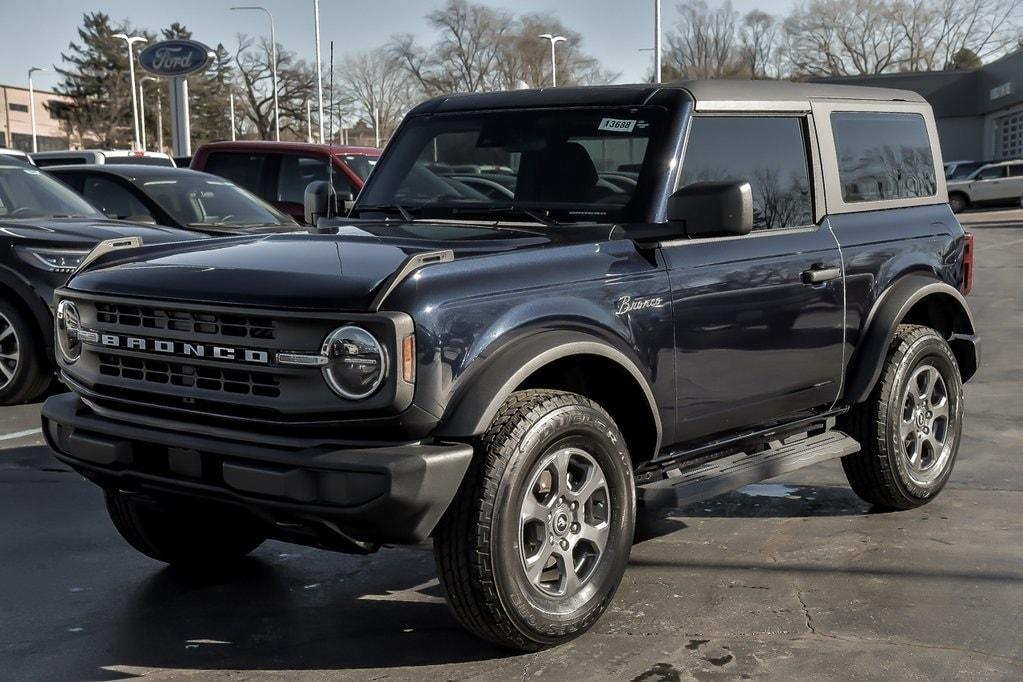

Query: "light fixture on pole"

xmin=27 ymin=66 xmax=46 ymax=154
xmin=231 ymin=6 xmax=279 ymax=141
xmin=313 ymin=0 xmax=324 ymax=143
xmin=654 ymin=0 xmax=662 ymax=84
xmin=139 ymin=76 xmax=157 ymax=151
xmin=538 ymin=34 xmax=567 ymax=87
xmin=113 ymin=33 xmax=147 ymax=149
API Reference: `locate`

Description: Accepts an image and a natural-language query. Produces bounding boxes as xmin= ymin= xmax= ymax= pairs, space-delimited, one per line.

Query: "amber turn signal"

xmin=401 ymin=334 xmax=416 ymax=383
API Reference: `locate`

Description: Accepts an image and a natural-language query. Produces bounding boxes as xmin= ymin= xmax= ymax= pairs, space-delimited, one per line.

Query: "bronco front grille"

xmin=98 ymin=354 xmax=281 ymax=398
xmin=95 ymin=302 xmax=276 ymax=340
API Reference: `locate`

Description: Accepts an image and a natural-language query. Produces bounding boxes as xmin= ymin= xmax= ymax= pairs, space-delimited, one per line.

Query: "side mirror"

xmin=668 ymin=181 xmax=753 ymax=237
xmin=303 ymin=181 xmax=354 ymax=225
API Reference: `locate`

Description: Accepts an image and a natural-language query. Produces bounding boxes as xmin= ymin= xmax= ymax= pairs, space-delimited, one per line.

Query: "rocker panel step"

xmin=638 ymin=430 xmax=860 ymax=509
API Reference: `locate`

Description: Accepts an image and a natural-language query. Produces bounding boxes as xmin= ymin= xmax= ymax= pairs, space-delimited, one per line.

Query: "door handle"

xmin=801 ymin=265 xmax=841 ymax=284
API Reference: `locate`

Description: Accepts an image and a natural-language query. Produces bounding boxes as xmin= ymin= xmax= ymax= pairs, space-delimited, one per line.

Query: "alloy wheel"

xmin=899 ymin=363 xmax=954 ymax=485
xmin=518 ymin=447 xmax=611 ymax=598
xmin=0 ymin=312 xmax=20 ymax=390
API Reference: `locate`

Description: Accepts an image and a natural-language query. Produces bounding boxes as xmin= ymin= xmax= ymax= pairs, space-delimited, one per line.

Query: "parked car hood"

xmin=65 ymin=220 xmax=603 ymax=310
xmin=0 ymin=216 xmax=199 ymax=248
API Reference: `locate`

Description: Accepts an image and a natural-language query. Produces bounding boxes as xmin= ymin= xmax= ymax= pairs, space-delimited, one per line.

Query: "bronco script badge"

xmin=615 ymin=295 xmax=667 ymax=316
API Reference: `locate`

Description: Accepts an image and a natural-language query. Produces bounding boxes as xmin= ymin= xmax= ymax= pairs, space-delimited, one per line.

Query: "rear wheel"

xmin=433 ymin=389 xmax=635 ymax=650
xmin=105 ymin=490 xmax=267 ymax=571
xmin=842 ymin=324 xmax=963 ymax=509
xmin=948 ymin=193 xmax=969 ymax=213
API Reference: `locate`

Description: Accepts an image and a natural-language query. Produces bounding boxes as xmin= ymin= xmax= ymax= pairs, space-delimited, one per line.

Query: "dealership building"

xmin=816 ymin=49 xmax=1023 ymax=162
xmin=0 ymin=84 xmax=71 ymax=152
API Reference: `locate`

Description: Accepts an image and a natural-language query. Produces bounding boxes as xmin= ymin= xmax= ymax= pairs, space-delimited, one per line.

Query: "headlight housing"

xmin=16 ymin=247 xmax=89 ymax=273
xmin=56 ymin=299 xmax=82 ymax=363
xmin=321 ymin=325 xmax=386 ymax=399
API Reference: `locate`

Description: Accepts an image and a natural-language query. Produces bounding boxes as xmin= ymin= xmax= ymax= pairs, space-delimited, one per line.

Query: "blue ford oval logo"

xmin=139 ymin=40 xmax=214 ymax=77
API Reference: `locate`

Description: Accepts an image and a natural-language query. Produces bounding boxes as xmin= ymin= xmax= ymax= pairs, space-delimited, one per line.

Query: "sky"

xmin=3 ymin=0 xmax=798 ymax=93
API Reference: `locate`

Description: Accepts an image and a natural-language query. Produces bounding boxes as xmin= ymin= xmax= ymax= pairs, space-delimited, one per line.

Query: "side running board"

xmin=638 ymin=430 xmax=860 ymax=508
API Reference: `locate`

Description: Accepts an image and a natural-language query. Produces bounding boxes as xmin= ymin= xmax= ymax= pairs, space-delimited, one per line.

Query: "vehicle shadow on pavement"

xmin=634 ymin=485 xmax=876 ymax=544
xmin=86 ymin=555 xmax=513 ymax=678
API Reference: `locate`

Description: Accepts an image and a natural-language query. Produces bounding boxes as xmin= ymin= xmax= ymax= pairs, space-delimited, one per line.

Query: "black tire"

xmin=105 ymin=490 xmax=266 ymax=570
xmin=948 ymin=193 xmax=969 ymax=213
xmin=0 ymin=299 xmax=49 ymax=405
xmin=841 ymin=324 xmax=963 ymax=510
xmin=433 ymin=389 xmax=635 ymax=651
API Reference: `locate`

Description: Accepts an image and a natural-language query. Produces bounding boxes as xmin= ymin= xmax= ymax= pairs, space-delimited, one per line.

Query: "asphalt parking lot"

xmin=2 ymin=224 xmax=1021 ymax=681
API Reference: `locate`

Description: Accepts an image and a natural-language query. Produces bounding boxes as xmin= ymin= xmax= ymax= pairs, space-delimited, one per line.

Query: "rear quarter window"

xmin=831 ymin=112 xmax=936 ymax=203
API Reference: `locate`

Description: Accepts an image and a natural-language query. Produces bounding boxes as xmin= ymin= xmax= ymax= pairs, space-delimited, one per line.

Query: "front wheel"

xmin=842 ymin=324 xmax=963 ymax=509
xmin=433 ymin=389 xmax=635 ymax=650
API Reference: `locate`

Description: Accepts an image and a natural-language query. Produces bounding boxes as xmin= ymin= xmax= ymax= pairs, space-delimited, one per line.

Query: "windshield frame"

xmin=354 ymin=105 xmax=672 ymax=226
xmin=0 ymin=164 xmax=105 ymax=220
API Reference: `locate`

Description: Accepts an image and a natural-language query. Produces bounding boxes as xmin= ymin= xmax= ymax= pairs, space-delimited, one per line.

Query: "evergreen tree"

xmin=55 ymin=12 xmax=150 ymax=148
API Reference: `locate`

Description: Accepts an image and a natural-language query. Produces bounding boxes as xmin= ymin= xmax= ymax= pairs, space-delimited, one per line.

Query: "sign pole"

xmin=168 ymin=77 xmax=191 ymax=157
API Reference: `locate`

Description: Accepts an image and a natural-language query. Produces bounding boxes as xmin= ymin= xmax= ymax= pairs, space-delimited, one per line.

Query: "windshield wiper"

xmin=356 ymin=203 xmax=415 ymax=222
xmin=450 ymin=205 xmax=559 ymax=226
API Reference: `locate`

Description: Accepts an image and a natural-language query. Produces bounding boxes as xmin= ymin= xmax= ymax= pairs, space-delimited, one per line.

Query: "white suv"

xmin=946 ymin=160 xmax=1023 ymax=212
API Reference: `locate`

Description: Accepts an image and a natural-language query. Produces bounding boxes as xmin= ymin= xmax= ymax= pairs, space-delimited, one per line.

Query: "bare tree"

xmin=391 ymin=0 xmax=513 ymax=95
xmin=666 ymin=1 xmax=743 ymax=79
xmin=498 ymin=12 xmax=618 ymax=88
xmin=739 ymin=11 xmax=779 ymax=78
xmin=784 ymin=0 xmax=1022 ymax=76
xmin=337 ymin=48 xmax=419 ymax=143
xmin=783 ymin=0 xmax=903 ymax=76
xmin=234 ymin=34 xmax=317 ymax=140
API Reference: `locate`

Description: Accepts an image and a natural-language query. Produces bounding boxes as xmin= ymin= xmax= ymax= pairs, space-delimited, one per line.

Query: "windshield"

xmin=0 ymin=165 xmax=104 ymax=219
xmin=356 ymin=107 xmax=666 ymax=223
xmin=141 ymin=175 xmax=295 ymax=227
xmin=341 ymin=154 xmax=377 ymax=181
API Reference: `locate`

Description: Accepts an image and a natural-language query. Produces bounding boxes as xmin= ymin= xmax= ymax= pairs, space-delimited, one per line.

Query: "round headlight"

xmin=56 ymin=299 xmax=82 ymax=363
xmin=321 ymin=326 xmax=386 ymax=399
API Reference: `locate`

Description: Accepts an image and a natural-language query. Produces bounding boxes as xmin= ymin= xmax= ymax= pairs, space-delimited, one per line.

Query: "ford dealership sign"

xmin=139 ymin=40 xmax=214 ymax=77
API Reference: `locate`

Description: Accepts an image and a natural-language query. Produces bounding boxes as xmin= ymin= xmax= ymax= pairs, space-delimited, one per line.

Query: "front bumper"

xmin=42 ymin=392 xmax=473 ymax=548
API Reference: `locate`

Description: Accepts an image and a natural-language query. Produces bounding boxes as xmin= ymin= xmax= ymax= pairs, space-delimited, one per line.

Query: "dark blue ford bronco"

xmin=43 ymin=81 xmax=979 ymax=650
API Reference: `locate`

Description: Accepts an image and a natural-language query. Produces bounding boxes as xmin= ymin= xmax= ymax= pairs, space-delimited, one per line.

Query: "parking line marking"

xmin=0 ymin=428 xmax=42 ymax=441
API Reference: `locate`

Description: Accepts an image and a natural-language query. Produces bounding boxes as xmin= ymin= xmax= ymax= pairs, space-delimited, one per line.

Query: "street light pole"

xmin=230 ymin=92 xmax=237 ymax=141
xmin=139 ymin=76 xmax=157 ymax=151
xmin=654 ymin=0 xmax=662 ymax=84
xmin=113 ymin=33 xmax=147 ymax=149
xmin=231 ymin=6 xmax=279 ymax=141
xmin=313 ymin=0 xmax=324 ymax=143
xmin=27 ymin=67 xmax=46 ymax=154
xmin=538 ymin=34 xmax=567 ymax=87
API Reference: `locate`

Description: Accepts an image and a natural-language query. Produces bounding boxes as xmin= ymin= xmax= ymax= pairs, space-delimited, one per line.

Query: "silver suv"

xmin=946 ymin=159 xmax=1023 ymax=212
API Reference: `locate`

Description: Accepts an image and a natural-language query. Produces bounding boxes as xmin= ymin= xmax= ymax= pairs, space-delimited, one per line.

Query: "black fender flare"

xmin=434 ymin=330 xmax=663 ymax=454
xmin=844 ymin=274 xmax=979 ymax=404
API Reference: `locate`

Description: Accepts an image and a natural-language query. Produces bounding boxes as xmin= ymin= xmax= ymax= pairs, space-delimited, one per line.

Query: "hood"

xmin=65 ymin=221 xmax=598 ymax=310
xmin=0 ymin=216 xmax=198 ymax=247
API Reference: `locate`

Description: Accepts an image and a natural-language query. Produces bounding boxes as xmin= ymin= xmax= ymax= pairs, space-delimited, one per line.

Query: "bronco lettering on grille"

xmin=85 ymin=330 xmax=271 ymax=364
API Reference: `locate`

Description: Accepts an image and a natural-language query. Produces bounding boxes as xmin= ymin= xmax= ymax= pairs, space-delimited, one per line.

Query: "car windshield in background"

xmin=141 ymin=176 xmax=295 ymax=228
xmin=341 ymin=154 xmax=377 ymax=181
xmin=356 ymin=107 xmax=666 ymax=223
xmin=0 ymin=165 xmax=104 ymax=219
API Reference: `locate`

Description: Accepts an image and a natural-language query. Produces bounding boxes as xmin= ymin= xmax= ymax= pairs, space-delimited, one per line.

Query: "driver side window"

xmin=680 ymin=116 xmax=814 ymax=230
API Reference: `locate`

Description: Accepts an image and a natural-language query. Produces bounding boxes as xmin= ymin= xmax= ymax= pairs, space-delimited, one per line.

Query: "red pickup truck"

xmin=191 ymin=141 xmax=381 ymax=224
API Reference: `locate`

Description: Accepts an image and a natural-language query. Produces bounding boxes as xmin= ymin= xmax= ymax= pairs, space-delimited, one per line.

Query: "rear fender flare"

xmin=845 ymin=275 xmax=977 ymax=404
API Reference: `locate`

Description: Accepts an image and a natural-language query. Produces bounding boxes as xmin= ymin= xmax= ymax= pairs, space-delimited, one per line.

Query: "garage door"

xmin=995 ymin=111 xmax=1023 ymax=160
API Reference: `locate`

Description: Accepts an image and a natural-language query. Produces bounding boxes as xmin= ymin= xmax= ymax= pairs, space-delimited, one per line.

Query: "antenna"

xmin=326 ymin=40 xmax=336 ymax=220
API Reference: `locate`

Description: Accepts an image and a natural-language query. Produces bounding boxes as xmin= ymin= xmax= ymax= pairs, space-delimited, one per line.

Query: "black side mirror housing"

xmin=303 ymin=181 xmax=354 ymax=226
xmin=668 ymin=181 xmax=753 ymax=238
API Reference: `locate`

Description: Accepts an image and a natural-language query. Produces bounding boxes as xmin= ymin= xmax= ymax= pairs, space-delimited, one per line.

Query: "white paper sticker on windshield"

xmin=598 ymin=118 xmax=637 ymax=133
